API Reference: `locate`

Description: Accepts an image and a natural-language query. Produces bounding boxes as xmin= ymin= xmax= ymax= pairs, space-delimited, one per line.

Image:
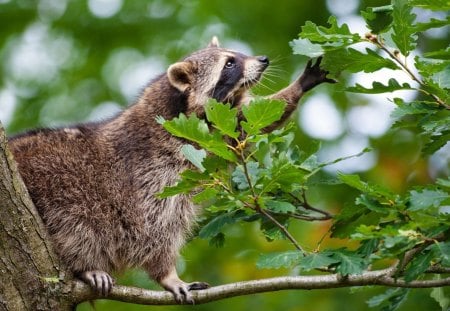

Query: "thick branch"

xmin=70 ymin=269 xmax=450 ymax=306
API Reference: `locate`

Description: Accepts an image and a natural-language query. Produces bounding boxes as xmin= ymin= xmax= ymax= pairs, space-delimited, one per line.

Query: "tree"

xmin=1 ymin=0 xmax=449 ymax=310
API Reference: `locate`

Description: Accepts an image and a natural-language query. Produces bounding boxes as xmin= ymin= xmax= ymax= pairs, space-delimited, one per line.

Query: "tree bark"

xmin=0 ymin=123 xmax=72 ymax=310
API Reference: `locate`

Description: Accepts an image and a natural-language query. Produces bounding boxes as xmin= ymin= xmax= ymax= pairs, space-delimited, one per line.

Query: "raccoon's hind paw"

xmin=78 ymin=270 xmax=115 ymax=296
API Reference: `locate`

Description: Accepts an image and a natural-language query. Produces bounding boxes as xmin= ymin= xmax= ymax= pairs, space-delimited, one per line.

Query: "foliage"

xmin=159 ymin=1 xmax=450 ymax=310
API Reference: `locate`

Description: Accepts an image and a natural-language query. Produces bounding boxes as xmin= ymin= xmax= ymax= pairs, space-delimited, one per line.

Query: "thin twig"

xmin=371 ymin=36 xmax=449 ymax=110
xmin=257 ymin=206 xmax=306 ymax=255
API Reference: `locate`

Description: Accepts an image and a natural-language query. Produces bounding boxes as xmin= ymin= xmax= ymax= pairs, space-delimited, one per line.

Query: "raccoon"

xmin=8 ymin=37 xmax=334 ymax=303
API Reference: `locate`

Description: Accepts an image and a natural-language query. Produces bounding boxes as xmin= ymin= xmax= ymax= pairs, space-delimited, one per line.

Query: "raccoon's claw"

xmin=188 ymin=281 xmax=210 ymax=291
xmin=164 ymin=280 xmax=210 ymax=304
xmin=79 ymin=270 xmax=115 ymax=296
xmin=299 ymin=56 xmax=337 ymax=92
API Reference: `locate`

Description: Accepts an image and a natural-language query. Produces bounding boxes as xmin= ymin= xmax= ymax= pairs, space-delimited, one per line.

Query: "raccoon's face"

xmin=167 ymin=37 xmax=269 ymax=108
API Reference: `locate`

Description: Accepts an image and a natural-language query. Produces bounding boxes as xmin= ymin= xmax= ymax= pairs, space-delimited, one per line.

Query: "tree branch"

xmin=69 ymin=269 xmax=450 ymax=306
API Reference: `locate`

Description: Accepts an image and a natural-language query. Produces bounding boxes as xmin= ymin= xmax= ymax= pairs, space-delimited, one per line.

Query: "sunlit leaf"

xmin=346 ymin=78 xmax=413 ymax=94
xmin=161 ymin=114 xmax=236 ymax=161
xmin=430 ymin=285 xmax=450 ymax=311
xmin=181 ymin=144 xmax=206 ymax=172
xmin=410 ymin=0 xmax=450 ymax=10
xmin=205 ymin=99 xmax=239 ymax=138
xmin=290 ymin=38 xmax=324 ymax=57
xmin=392 ymin=0 xmax=417 ymax=56
xmin=241 ymin=99 xmax=286 ymax=135
xmin=232 ymin=161 xmax=261 ymax=190
xmin=300 ymin=16 xmax=360 ymax=44
xmin=323 ymin=48 xmax=399 ymax=74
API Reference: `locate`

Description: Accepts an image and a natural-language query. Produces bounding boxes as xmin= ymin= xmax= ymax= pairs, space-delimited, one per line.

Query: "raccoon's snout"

xmin=257 ymin=55 xmax=269 ymax=67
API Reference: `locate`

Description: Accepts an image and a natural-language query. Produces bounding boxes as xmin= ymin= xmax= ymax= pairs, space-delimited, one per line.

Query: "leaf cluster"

xmin=158 ymin=1 xmax=449 ymax=310
xmin=291 ymin=0 xmax=450 ymax=155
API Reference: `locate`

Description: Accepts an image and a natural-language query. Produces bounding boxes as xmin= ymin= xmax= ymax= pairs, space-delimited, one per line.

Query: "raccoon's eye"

xmin=224 ymin=59 xmax=235 ymax=69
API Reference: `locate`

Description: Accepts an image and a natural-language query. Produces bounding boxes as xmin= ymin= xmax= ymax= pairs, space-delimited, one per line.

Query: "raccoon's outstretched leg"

xmin=77 ymin=270 xmax=115 ymax=296
xmin=263 ymin=57 xmax=336 ymax=132
xmin=159 ymin=267 xmax=210 ymax=304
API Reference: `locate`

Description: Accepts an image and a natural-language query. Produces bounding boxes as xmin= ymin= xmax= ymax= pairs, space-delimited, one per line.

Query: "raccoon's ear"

xmin=167 ymin=61 xmax=193 ymax=92
xmin=207 ymin=36 xmax=220 ymax=48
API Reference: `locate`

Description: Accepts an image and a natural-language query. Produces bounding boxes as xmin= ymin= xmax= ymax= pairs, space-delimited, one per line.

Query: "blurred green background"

xmin=0 ymin=0 xmax=448 ymax=310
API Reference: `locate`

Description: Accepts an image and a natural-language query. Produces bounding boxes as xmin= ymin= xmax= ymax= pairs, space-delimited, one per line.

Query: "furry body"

xmin=8 ymin=37 xmax=333 ymax=302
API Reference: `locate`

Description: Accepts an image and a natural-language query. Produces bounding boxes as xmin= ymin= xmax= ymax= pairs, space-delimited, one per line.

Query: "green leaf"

xmin=263 ymin=156 xmax=308 ymax=192
xmin=192 ymin=187 xmax=218 ymax=204
xmin=361 ymin=5 xmax=393 ymax=34
xmin=431 ymin=65 xmax=450 ymax=89
xmin=181 ymin=144 xmax=206 ymax=172
xmin=338 ymin=173 xmax=367 ymax=192
xmin=392 ymin=0 xmax=417 ymax=56
xmin=332 ymin=249 xmax=367 ymax=275
xmin=346 ymin=78 xmax=413 ymax=94
xmin=436 ymin=242 xmax=450 ymax=266
xmin=367 ymin=288 xmax=410 ymax=311
xmin=415 ymin=16 xmax=450 ymax=33
xmin=390 ymin=98 xmax=434 ymax=121
xmin=209 ymin=232 xmax=225 ymax=248
xmin=232 ymin=161 xmax=261 ymax=190
xmin=298 ymin=252 xmax=339 ymax=271
xmin=205 ymin=99 xmax=239 ymax=138
xmin=404 ymin=249 xmax=434 ymax=282
xmin=300 ymin=16 xmax=360 ymax=44
xmin=437 ymin=177 xmax=450 ymax=189
xmin=256 ymin=251 xmax=302 ymax=269
xmin=424 ymin=48 xmax=450 ymax=60
xmin=161 ymin=113 xmax=236 ymax=161
xmin=409 ymin=189 xmax=450 ymax=211
xmin=199 ymin=211 xmax=247 ymax=239
xmin=323 ymin=48 xmax=399 ymax=75
xmin=158 ymin=169 xmax=207 ymax=198
xmin=410 ymin=0 xmax=450 ymax=10
xmin=290 ymin=38 xmax=324 ymax=58
xmin=241 ymin=99 xmax=286 ymax=135
xmin=357 ymin=239 xmax=380 ymax=257
xmin=158 ymin=178 xmax=197 ymax=198
xmin=355 ymin=194 xmax=389 ymax=214
xmin=415 ymin=57 xmax=450 ymax=77
xmin=430 ymin=281 xmax=450 ymax=311
xmin=265 ymin=200 xmax=296 ymax=213
xmin=260 ymin=215 xmax=289 ymax=241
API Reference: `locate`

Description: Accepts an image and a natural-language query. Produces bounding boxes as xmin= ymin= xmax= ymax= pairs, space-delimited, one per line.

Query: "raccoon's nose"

xmin=258 ymin=56 xmax=270 ymax=65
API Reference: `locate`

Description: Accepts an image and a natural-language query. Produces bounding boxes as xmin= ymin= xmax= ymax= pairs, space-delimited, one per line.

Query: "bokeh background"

xmin=0 ymin=0 xmax=448 ymax=310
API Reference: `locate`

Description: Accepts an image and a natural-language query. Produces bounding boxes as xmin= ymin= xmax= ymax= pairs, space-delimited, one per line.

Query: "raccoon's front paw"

xmin=298 ymin=57 xmax=337 ymax=92
xmin=78 ymin=270 xmax=115 ymax=296
xmin=163 ymin=279 xmax=210 ymax=304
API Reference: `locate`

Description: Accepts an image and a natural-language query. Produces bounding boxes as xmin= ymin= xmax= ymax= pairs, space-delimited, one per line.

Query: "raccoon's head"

xmin=167 ymin=37 xmax=269 ymax=109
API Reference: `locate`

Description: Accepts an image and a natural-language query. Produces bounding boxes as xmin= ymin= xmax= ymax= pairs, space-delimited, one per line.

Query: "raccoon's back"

xmin=8 ymin=126 xmax=127 ymax=234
